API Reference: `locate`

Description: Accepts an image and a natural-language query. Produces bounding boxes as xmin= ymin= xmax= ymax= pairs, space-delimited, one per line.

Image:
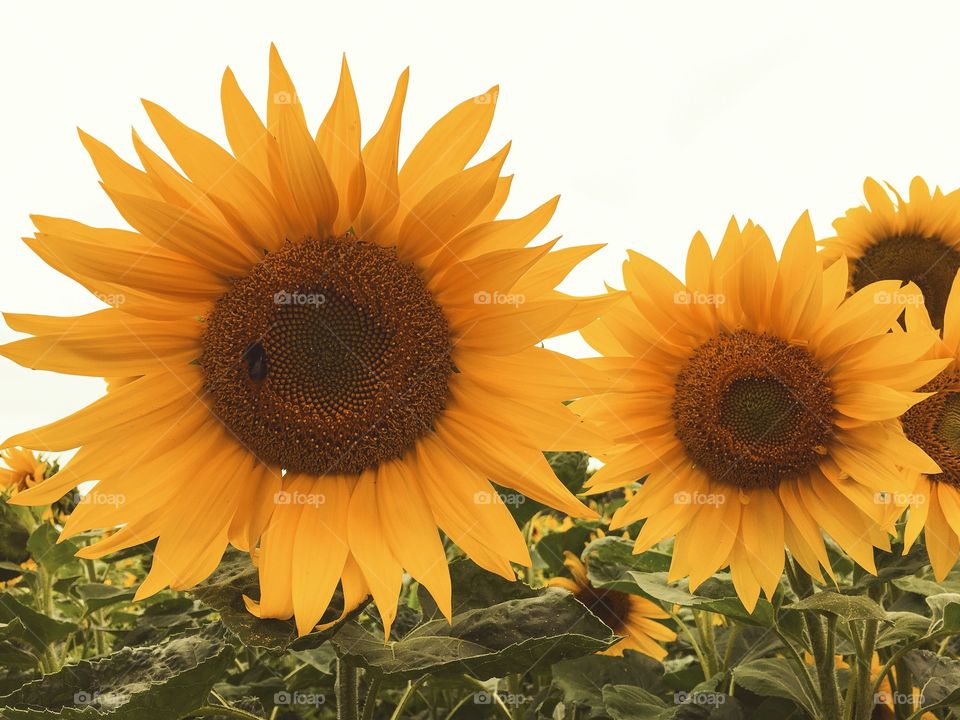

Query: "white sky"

xmin=2 ymin=0 xmax=960 ymax=442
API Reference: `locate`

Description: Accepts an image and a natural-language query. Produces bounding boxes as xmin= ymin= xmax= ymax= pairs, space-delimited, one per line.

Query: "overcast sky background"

xmin=2 ymin=1 xmax=960 ymax=442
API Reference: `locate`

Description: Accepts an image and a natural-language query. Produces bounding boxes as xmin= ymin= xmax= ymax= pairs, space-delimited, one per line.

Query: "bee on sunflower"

xmin=0 ymin=47 xmax=617 ymax=637
xmin=574 ymin=215 xmax=947 ymax=611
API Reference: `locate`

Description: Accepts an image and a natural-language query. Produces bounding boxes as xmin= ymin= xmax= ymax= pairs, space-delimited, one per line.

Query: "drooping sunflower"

xmin=1 ymin=47 xmax=615 ymax=636
xmin=0 ymin=447 xmax=47 ymax=494
xmin=897 ymin=272 xmax=960 ymax=579
xmin=820 ymin=177 xmax=960 ymax=329
xmin=574 ymin=216 xmax=948 ymax=611
xmin=547 ymin=550 xmax=675 ymax=659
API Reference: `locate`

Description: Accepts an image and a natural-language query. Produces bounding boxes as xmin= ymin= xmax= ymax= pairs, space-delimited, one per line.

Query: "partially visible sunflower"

xmin=548 ymin=550 xmax=676 ymax=659
xmin=0 ymin=447 xmax=47 ymax=494
xmin=896 ymin=272 xmax=960 ymax=579
xmin=0 ymin=46 xmax=615 ymax=636
xmin=820 ymin=177 xmax=960 ymax=328
xmin=574 ymin=216 xmax=948 ymax=611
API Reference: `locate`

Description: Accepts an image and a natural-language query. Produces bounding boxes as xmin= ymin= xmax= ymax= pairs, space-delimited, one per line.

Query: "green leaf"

xmin=74 ymin=584 xmax=136 ymax=615
xmin=875 ymin=612 xmax=931 ymax=649
xmin=534 ymin=523 xmax=598 ymax=575
xmin=0 ymin=593 xmax=77 ymax=652
xmin=903 ymin=649 xmax=960 ymax=708
xmin=26 ymin=523 xmax=78 ymax=574
xmin=628 ymin=572 xmax=775 ymax=626
xmin=333 ymin=559 xmax=614 ymax=680
xmin=850 ymin=542 xmax=931 ymax=591
xmin=784 ymin=591 xmax=886 ymax=621
xmin=0 ymin=626 xmax=233 ymax=719
xmin=583 ymin=536 xmax=672 ymax=593
xmin=925 ymin=593 xmax=960 ymax=631
xmin=552 ymin=650 xmax=666 ymax=716
xmin=189 ymin=548 xmax=361 ymax=652
xmin=731 ymin=658 xmax=818 ymax=719
xmin=602 ymin=684 xmax=674 ymax=720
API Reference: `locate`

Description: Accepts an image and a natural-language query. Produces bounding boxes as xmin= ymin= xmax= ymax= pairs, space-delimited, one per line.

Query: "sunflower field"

xmin=3 ymin=35 xmax=960 ymax=720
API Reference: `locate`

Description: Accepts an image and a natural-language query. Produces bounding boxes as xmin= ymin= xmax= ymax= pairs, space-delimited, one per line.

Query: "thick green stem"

xmin=722 ymin=624 xmax=741 ymax=672
xmin=893 ymin=659 xmax=913 ymax=720
xmin=667 ymin=607 xmax=710 ymax=679
xmin=390 ymin=676 xmax=428 ymax=720
xmin=854 ymin=617 xmax=880 ymax=720
xmin=360 ymin=672 xmax=382 ymax=720
xmin=694 ymin=610 xmax=720 ymax=678
xmin=336 ymin=657 xmax=360 ymax=720
xmin=82 ymin=558 xmax=107 ymax=657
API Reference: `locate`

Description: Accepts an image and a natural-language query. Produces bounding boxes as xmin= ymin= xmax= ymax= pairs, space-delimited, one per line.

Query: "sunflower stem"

xmin=82 ymin=558 xmax=107 ymax=657
xmin=390 ymin=675 xmax=429 ymax=720
xmin=893 ymin=659 xmax=913 ymax=720
xmin=786 ymin=558 xmax=840 ymax=720
xmin=667 ymin=607 xmax=711 ymax=679
xmin=721 ymin=623 xmax=740 ymax=673
xmin=694 ymin=610 xmax=719 ymax=678
xmin=360 ymin=671 xmax=382 ymax=720
xmin=853 ymin=619 xmax=880 ymax=720
xmin=336 ymin=657 xmax=360 ymax=720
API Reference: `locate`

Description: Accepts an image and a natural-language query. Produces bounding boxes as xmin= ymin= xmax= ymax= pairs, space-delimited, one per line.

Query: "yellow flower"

xmin=1 ymin=47 xmax=614 ymax=637
xmin=0 ymin=447 xmax=46 ymax=493
xmin=899 ymin=272 xmax=960 ymax=579
xmin=548 ymin=551 xmax=675 ymax=659
xmin=820 ymin=177 xmax=960 ymax=329
xmin=575 ymin=216 xmax=946 ymax=611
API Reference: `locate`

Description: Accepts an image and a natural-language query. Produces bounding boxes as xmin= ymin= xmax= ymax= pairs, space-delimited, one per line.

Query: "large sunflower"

xmin=574 ymin=216 xmax=947 ymax=611
xmin=547 ymin=550 xmax=676 ymax=659
xmin=898 ymin=272 xmax=960 ymax=579
xmin=820 ymin=177 xmax=960 ymax=329
xmin=0 ymin=47 xmax=614 ymax=636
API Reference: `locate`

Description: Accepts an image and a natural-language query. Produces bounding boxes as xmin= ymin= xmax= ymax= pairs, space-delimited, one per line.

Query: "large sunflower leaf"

xmin=784 ymin=591 xmax=886 ymax=621
xmin=583 ymin=536 xmax=673 ymax=591
xmin=731 ymin=658 xmax=818 ymax=719
xmin=189 ymin=548 xmax=363 ymax=652
xmin=0 ymin=593 xmax=77 ymax=652
xmin=27 ymin=523 xmax=79 ymax=574
xmin=625 ymin=572 xmax=775 ymax=627
xmin=333 ymin=559 xmax=615 ymax=681
xmin=0 ymin=626 xmax=233 ymax=719
xmin=903 ymin=649 xmax=960 ymax=709
xmin=552 ymin=650 xmax=666 ymax=718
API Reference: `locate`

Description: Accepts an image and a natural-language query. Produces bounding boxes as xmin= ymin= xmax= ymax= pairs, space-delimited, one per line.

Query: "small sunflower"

xmin=820 ymin=177 xmax=960 ymax=328
xmin=0 ymin=447 xmax=47 ymax=494
xmin=547 ymin=550 xmax=675 ymax=659
xmin=898 ymin=272 xmax=960 ymax=579
xmin=575 ymin=216 xmax=948 ymax=611
xmin=0 ymin=47 xmax=614 ymax=636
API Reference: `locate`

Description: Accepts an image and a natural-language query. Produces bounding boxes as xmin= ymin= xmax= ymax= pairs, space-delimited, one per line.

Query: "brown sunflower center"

xmin=573 ymin=585 xmax=633 ymax=634
xmin=852 ymin=233 xmax=960 ymax=329
xmin=902 ymin=370 xmax=960 ymax=487
xmin=672 ymin=330 xmax=835 ymax=489
xmin=200 ymin=234 xmax=454 ymax=475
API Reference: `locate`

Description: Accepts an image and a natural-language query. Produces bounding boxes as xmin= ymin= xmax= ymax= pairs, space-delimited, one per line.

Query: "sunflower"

xmin=574 ymin=216 xmax=948 ymax=611
xmin=0 ymin=447 xmax=47 ymax=494
xmin=0 ymin=46 xmax=615 ymax=636
xmin=547 ymin=550 xmax=676 ymax=659
xmin=820 ymin=177 xmax=960 ymax=329
xmin=896 ymin=272 xmax=960 ymax=579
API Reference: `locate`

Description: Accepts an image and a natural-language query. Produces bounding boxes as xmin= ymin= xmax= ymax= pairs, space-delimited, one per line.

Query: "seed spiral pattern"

xmin=672 ymin=330 xmax=835 ymax=489
xmin=902 ymin=370 xmax=960 ymax=487
xmin=200 ymin=234 xmax=454 ymax=475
